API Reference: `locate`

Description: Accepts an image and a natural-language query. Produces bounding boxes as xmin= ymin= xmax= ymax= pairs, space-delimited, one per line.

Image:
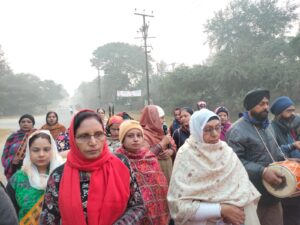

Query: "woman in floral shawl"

xmin=2 ymin=114 xmax=36 ymax=180
xmin=6 ymin=130 xmax=63 ymax=223
xmin=116 ymin=120 xmax=169 ymax=224
xmin=167 ymin=109 xmax=261 ymax=225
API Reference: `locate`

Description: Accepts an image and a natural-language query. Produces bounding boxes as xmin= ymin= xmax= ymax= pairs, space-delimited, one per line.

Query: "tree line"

xmin=0 ymin=47 xmax=68 ymax=116
xmin=73 ymin=0 xmax=300 ymax=117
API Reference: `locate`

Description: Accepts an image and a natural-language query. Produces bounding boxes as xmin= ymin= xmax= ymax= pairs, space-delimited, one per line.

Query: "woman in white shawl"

xmin=167 ymin=109 xmax=261 ymax=225
xmin=6 ymin=130 xmax=64 ymax=223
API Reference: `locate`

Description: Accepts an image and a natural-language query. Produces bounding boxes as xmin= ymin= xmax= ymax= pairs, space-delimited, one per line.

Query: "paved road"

xmin=0 ymin=107 xmax=72 ymax=184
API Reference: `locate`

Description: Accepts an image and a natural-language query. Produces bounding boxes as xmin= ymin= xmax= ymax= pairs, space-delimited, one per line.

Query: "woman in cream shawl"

xmin=167 ymin=109 xmax=261 ymax=225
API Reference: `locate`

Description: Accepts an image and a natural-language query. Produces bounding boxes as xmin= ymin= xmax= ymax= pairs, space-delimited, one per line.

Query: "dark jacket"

xmin=0 ymin=184 xmax=18 ymax=225
xmin=172 ymin=127 xmax=190 ymax=150
xmin=272 ymin=119 xmax=300 ymax=158
xmin=226 ymin=117 xmax=285 ymax=205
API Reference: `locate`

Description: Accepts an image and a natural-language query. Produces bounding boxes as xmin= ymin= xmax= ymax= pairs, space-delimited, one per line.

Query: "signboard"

xmin=117 ymin=90 xmax=142 ymax=97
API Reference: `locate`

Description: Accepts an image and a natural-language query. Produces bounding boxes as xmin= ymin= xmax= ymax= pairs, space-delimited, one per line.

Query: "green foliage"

xmin=152 ymin=0 xmax=300 ymax=116
xmin=75 ymin=42 xmax=153 ymax=109
xmin=73 ymin=0 xmax=299 ymax=118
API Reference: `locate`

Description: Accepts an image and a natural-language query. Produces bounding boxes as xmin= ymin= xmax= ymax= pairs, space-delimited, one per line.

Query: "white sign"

xmin=117 ymin=90 xmax=142 ymax=97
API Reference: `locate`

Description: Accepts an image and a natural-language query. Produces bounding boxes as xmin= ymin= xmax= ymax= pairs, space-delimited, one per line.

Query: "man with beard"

xmin=270 ymin=96 xmax=300 ymax=225
xmin=226 ymin=88 xmax=285 ymax=225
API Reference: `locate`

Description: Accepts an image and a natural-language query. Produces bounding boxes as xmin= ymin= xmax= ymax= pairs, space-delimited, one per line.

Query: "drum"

xmin=263 ymin=160 xmax=300 ymax=198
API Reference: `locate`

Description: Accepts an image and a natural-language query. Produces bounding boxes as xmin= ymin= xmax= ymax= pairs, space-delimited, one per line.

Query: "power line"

xmin=134 ymin=9 xmax=155 ymax=105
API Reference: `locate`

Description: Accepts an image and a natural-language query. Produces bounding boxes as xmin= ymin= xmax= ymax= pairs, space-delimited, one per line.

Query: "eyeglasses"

xmin=76 ymin=131 xmax=105 ymax=143
xmin=203 ymin=125 xmax=222 ymax=134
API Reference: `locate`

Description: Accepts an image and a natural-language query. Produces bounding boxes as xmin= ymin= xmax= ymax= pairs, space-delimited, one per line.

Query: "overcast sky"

xmin=0 ymin=0 xmax=250 ymax=95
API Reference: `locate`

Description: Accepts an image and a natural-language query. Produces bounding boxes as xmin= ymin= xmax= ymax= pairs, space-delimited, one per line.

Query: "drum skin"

xmin=262 ymin=160 xmax=300 ymax=198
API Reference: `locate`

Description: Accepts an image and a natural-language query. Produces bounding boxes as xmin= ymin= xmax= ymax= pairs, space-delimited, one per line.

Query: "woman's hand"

xmin=12 ymin=155 xmax=22 ymax=165
xmin=158 ymin=149 xmax=173 ymax=159
xmin=221 ymin=203 xmax=245 ymax=225
xmin=159 ymin=134 xmax=172 ymax=149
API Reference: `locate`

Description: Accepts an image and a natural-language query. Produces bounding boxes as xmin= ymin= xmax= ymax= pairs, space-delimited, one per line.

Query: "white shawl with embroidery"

xmin=167 ymin=109 xmax=260 ymax=225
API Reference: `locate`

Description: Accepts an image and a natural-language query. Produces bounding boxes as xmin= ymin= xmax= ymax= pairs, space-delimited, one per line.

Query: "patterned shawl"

xmin=116 ymin=147 xmax=169 ymax=225
xmin=2 ymin=129 xmax=35 ymax=180
xmin=167 ymin=109 xmax=260 ymax=225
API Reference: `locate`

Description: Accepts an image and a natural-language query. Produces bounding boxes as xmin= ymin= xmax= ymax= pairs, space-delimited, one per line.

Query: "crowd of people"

xmin=0 ymin=88 xmax=300 ymax=225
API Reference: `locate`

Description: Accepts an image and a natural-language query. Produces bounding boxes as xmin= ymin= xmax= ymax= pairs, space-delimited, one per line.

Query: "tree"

xmin=90 ymin=42 xmax=152 ymax=105
xmin=0 ymin=45 xmax=12 ymax=77
xmin=202 ymin=0 xmax=300 ymax=112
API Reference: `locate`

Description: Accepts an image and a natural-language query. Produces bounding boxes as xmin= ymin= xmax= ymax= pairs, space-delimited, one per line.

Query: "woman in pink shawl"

xmin=214 ymin=106 xmax=232 ymax=141
xmin=140 ymin=105 xmax=176 ymax=183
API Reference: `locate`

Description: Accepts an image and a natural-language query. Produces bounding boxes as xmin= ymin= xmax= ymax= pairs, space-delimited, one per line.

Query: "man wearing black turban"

xmin=226 ymin=88 xmax=285 ymax=225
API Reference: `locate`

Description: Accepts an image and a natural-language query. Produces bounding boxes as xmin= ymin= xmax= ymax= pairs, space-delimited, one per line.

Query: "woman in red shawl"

xmin=116 ymin=120 xmax=169 ymax=224
xmin=39 ymin=110 xmax=145 ymax=225
xmin=140 ymin=105 xmax=176 ymax=183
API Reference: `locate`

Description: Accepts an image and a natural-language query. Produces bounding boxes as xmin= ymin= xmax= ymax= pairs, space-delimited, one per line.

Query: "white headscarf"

xmin=189 ymin=108 xmax=219 ymax=143
xmin=155 ymin=105 xmax=165 ymax=118
xmin=22 ymin=130 xmax=64 ymax=190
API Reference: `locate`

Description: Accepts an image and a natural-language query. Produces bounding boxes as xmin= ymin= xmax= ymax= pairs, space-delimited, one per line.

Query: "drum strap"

xmin=253 ymin=125 xmax=287 ymax=162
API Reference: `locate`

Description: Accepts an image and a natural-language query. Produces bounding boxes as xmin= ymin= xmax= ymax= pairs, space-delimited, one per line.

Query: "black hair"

xmin=181 ymin=107 xmax=194 ymax=115
xmin=96 ymin=108 xmax=105 ymax=114
xmin=19 ymin=114 xmax=35 ymax=126
xmin=29 ymin=132 xmax=51 ymax=148
xmin=74 ymin=111 xmax=104 ymax=135
xmin=207 ymin=116 xmax=219 ymax=122
xmin=46 ymin=111 xmax=58 ymax=124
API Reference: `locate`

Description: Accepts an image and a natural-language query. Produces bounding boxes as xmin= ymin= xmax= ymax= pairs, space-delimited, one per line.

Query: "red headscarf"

xmin=59 ymin=109 xmax=130 ymax=225
xmin=140 ymin=105 xmax=164 ymax=146
xmin=107 ymin=115 xmax=123 ymax=127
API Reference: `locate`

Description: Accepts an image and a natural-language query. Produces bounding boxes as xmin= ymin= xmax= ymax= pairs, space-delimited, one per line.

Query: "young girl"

xmin=106 ymin=115 xmax=123 ymax=153
xmin=116 ymin=120 xmax=169 ymax=224
xmin=6 ymin=130 xmax=63 ymax=223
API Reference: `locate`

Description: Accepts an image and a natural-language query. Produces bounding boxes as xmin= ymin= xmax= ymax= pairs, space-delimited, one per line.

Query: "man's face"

xmin=249 ymin=97 xmax=269 ymax=121
xmin=279 ymin=105 xmax=296 ymax=122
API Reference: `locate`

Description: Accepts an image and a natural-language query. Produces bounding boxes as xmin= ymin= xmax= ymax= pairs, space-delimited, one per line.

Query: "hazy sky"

xmin=0 ymin=0 xmax=236 ymax=95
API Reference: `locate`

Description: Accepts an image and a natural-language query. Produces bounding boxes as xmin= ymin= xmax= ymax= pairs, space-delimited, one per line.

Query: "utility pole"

xmin=134 ymin=10 xmax=154 ymax=105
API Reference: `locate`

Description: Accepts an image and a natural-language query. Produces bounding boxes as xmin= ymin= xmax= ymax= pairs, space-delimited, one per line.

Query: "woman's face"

xmin=123 ymin=128 xmax=143 ymax=153
xmin=75 ymin=117 xmax=105 ymax=159
xmin=180 ymin=110 xmax=191 ymax=127
xmin=159 ymin=116 xmax=165 ymax=125
xmin=218 ymin=112 xmax=228 ymax=125
xmin=19 ymin=118 xmax=34 ymax=131
xmin=202 ymin=119 xmax=221 ymax=144
xmin=97 ymin=110 xmax=105 ymax=119
xmin=47 ymin=113 xmax=58 ymax=126
xmin=109 ymin=123 xmax=121 ymax=139
xmin=30 ymin=137 xmax=52 ymax=172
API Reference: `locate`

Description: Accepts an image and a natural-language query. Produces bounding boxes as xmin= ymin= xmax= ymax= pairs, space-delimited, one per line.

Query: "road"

xmin=0 ymin=107 xmax=72 ymax=184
